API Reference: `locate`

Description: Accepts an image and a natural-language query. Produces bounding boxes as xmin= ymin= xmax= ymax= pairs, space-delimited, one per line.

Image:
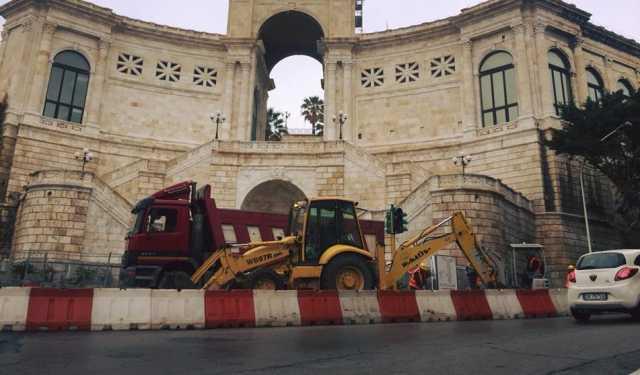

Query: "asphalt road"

xmin=1 ymin=315 xmax=639 ymax=375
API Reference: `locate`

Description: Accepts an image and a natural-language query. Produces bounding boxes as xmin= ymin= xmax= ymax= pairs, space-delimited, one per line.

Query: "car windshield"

xmin=576 ymin=253 xmax=626 ymax=270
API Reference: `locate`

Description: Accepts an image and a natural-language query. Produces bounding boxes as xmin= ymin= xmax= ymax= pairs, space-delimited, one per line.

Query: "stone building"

xmin=0 ymin=0 xmax=638 ymax=286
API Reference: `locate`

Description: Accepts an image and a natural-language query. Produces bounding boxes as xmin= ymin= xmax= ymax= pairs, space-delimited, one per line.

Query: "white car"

xmin=567 ymin=249 xmax=640 ymax=322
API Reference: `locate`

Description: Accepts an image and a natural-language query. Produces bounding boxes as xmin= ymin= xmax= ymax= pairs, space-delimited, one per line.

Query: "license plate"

xmin=583 ymin=293 xmax=607 ymax=301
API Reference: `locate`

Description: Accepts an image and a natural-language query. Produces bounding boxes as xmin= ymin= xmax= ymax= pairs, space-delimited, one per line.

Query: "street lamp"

xmin=452 ymin=152 xmax=473 ymax=175
xmin=332 ymin=111 xmax=348 ymax=140
xmin=74 ymin=148 xmax=93 ymax=174
xmin=580 ymin=121 xmax=632 ymax=253
xmin=210 ymin=111 xmax=226 ymax=140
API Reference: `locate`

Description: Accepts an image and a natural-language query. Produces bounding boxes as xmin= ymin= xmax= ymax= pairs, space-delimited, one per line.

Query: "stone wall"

xmin=398 ymin=174 xmax=536 ymax=285
xmin=11 ymin=170 xmax=131 ymax=262
xmin=0 ymin=202 xmax=17 ymax=257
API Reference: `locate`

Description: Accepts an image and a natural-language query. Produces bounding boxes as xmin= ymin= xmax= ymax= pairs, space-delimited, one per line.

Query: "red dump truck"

xmin=120 ymin=181 xmax=384 ymax=288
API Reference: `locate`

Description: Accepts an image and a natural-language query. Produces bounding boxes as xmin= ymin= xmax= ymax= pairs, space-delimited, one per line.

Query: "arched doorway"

xmin=241 ymin=179 xmax=307 ymax=214
xmin=253 ymin=11 xmax=325 ymax=140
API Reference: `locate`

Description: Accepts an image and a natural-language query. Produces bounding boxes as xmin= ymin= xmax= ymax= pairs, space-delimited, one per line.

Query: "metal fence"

xmin=0 ymin=252 xmax=121 ymax=288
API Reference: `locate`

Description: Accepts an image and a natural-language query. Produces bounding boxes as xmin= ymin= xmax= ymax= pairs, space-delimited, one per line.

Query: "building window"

xmin=586 ymin=68 xmax=604 ymax=102
xmin=616 ymin=79 xmax=634 ymax=98
xmin=361 ymin=67 xmax=384 ymax=88
xmin=43 ymin=51 xmax=90 ymax=124
xmin=479 ymin=51 xmax=518 ymax=127
xmin=395 ymin=62 xmax=419 ymax=83
xmin=430 ymin=55 xmax=456 ymax=78
xmin=548 ymin=50 xmax=573 ymax=115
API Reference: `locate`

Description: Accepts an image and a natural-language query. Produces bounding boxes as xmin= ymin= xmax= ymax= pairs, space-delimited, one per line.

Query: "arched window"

xmin=548 ymin=50 xmax=573 ymax=115
xmin=479 ymin=51 xmax=518 ymax=127
xmin=43 ymin=51 xmax=90 ymax=124
xmin=586 ymin=68 xmax=604 ymax=102
xmin=616 ymin=79 xmax=633 ymax=98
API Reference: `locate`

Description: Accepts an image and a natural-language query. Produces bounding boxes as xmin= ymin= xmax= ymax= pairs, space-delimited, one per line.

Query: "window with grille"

xmin=479 ymin=51 xmax=518 ymax=127
xmin=586 ymin=68 xmax=604 ymax=102
xmin=43 ymin=51 xmax=90 ymax=124
xmin=548 ymin=50 xmax=573 ymax=115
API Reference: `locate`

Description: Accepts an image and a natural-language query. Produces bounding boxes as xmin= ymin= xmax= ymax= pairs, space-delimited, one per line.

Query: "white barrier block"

xmin=415 ymin=290 xmax=457 ymax=322
xmin=253 ymin=290 xmax=301 ymax=327
xmin=485 ymin=289 xmax=524 ymax=319
xmin=151 ymin=289 xmax=205 ymax=329
xmin=91 ymin=289 xmax=152 ymax=331
xmin=338 ymin=290 xmax=381 ymax=325
xmin=0 ymin=287 xmax=31 ymax=331
xmin=548 ymin=289 xmax=569 ymax=316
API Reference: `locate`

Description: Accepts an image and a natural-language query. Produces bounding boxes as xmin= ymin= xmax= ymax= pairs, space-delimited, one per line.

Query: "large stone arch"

xmin=258 ymin=10 xmax=325 ymax=72
xmin=241 ymin=179 xmax=307 ymax=214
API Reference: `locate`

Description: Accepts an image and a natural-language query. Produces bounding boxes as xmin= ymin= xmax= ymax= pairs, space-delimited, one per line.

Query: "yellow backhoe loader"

xmin=191 ymin=198 xmax=498 ymax=290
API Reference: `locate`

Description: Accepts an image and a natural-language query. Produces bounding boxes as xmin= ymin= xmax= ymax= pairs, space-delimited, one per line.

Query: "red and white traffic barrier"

xmin=0 ymin=287 xmax=569 ymax=332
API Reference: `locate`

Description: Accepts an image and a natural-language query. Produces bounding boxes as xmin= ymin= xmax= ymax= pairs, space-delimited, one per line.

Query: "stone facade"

xmin=0 ymin=0 xmax=638 ymax=286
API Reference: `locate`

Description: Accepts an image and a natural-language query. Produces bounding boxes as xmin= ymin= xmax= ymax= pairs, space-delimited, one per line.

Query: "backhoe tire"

xmin=249 ymin=269 xmax=285 ymax=290
xmin=158 ymin=271 xmax=197 ymax=290
xmin=321 ymin=254 xmax=375 ymax=291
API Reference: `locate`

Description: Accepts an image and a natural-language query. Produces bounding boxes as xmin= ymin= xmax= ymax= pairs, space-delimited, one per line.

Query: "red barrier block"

xmin=516 ymin=290 xmax=557 ymax=318
xmin=298 ymin=290 xmax=342 ymax=326
xmin=26 ymin=288 xmax=93 ymax=331
xmin=205 ymin=290 xmax=255 ymax=328
xmin=451 ymin=290 xmax=492 ymax=320
xmin=377 ymin=290 xmax=420 ymax=323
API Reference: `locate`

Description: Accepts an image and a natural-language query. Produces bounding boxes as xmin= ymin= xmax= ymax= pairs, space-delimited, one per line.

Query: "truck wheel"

xmin=249 ymin=269 xmax=285 ymax=290
xmin=321 ymin=254 xmax=375 ymax=290
xmin=158 ymin=271 xmax=197 ymax=290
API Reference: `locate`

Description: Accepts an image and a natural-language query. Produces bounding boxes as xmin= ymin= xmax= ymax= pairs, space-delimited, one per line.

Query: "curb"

xmin=0 ymin=287 xmax=569 ymax=332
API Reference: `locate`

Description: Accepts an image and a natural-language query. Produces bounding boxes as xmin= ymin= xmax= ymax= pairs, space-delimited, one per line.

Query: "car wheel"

xmin=571 ymin=308 xmax=591 ymax=323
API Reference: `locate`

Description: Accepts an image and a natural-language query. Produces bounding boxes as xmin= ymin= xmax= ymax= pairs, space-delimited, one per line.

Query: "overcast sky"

xmin=1 ymin=0 xmax=638 ymax=129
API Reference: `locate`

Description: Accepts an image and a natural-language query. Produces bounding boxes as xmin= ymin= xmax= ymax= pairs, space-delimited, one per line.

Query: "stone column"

xmin=461 ymin=38 xmax=476 ymax=137
xmin=533 ymin=23 xmax=553 ymax=117
xmin=236 ymin=62 xmax=251 ymax=141
xmin=221 ymin=61 xmax=236 ymax=140
xmin=342 ymin=60 xmax=353 ymax=141
xmin=512 ymin=24 xmax=534 ymax=122
xmin=571 ymin=36 xmax=587 ymax=105
xmin=86 ymin=38 xmax=110 ymax=126
xmin=26 ymin=22 xmax=56 ymax=114
xmin=603 ymin=57 xmax=615 ymax=91
xmin=324 ymin=60 xmax=337 ymax=141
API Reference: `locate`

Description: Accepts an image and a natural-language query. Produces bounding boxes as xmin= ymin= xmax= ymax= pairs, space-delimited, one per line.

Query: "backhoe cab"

xmin=192 ymin=198 xmax=377 ymax=290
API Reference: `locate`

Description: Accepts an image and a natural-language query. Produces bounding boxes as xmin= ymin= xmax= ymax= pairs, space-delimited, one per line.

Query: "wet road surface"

xmin=1 ymin=315 xmax=639 ymax=375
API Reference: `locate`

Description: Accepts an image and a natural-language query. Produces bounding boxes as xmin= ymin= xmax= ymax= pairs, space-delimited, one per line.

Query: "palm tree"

xmin=265 ymin=108 xmax=288 ymax=141
xmin=301 ymin=96 xmax=324 ymax=136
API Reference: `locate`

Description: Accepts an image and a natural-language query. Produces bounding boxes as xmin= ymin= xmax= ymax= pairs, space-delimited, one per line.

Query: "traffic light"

xmin=385 ymin=205 xmax=395 ymax=234
xmin=393 ymin=207 xmax=409 ymax=234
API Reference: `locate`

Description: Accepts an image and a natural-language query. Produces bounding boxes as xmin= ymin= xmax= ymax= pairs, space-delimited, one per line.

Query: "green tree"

xmin=301 ymin=96 xmax=324 ymax=136
xmin=265 ymin=108 xmax=288 ymax=141
xmin=546 ymin=89 xmax=640 ymax=245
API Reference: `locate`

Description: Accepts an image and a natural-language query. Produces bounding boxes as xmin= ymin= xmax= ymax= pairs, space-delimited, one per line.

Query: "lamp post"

xmin=452 ymin=152 xmax=473 ymax=175
xmin=332 ymin=111 xmax=348 ymax=140
xmin=74 ymin=148 xmax=93 ymax=174
xmin=210 ymin=111 xmax=226 ymax=140
xmin=580 ymin=121 xmax=632 ymax=253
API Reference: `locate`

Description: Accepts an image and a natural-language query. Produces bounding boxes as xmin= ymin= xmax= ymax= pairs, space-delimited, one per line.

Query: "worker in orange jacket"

xmin=409 ymin=262 xmax=431 ymax=290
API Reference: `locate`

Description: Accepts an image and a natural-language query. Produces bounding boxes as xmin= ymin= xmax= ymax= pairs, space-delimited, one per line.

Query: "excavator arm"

xmin=382 ymin=212 xmax=498 ymax=289
xmin=191 ymin=237 xmax=297 ymax=289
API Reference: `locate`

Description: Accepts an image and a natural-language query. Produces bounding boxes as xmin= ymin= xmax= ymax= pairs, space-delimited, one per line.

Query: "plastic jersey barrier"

xmin=253 ymin=290 xmax=301 ymax=327
xmin=91 ymin=288 xmax=152 ymax=331
xmin=450 ymin=290 xmax=493 ymax=320
xmin=205 ymin=290 xmax=255 ymax=328
xmin=484 ymin=289 xmax=524 ymax=319
xmin=152 ymin=289 xmax=205 ymax=329
xmin=27 ymin=288 xmax=94 ymax=331
xmin=414 ymin=290 xmax=457 ymax=322
xmin=516 ymin=289 xmax=558 ymax=318
xmin=298 ymin=290 xmax=343 ymax=326
xmin=0 ymin=287 xmax=31 ymax=331
xmin=377 ymin=290 xmax=420 ymax=323
xmin=338 ymin=290 xmax=382 ymax=325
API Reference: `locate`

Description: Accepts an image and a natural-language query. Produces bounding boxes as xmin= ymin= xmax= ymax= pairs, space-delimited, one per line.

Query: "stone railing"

xmin=100 ymin=159 xmax=166 ymax=189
